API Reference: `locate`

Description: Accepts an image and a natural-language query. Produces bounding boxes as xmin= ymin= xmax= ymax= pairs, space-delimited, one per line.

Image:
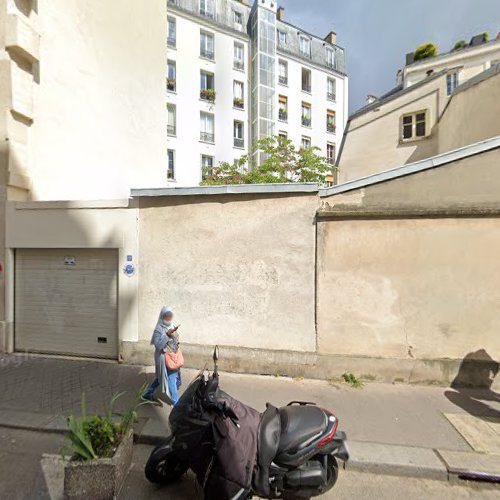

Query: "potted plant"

xmin=233 ymin=97 xmax=244 ymax=108
xmin=167 ymin=78 xmax=176 ymax=91
xmin=59 ymin=385 xmax=149 ymax=500
xmin=413 ymin=42 xmax=438 ymax=61
xmin=200 ymin=88 xmax=216 ymax=102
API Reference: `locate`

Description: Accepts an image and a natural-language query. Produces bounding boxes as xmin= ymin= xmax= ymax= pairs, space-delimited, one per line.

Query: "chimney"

xmin=324 ymin=31 xmax=337 ymax=45
xmin=366 ymin=95 xmax=377 ymax=104
xmin=277 ymin=6 xmax=284 ymax=21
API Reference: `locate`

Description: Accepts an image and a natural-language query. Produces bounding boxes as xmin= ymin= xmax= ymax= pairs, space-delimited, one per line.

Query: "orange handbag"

xmin=165 ymin=348 xmax=184 ymax=370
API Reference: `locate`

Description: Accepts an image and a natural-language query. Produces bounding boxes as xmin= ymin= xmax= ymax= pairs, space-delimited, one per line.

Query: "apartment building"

xmin=166 ymin=0 xmax=348 ymax=185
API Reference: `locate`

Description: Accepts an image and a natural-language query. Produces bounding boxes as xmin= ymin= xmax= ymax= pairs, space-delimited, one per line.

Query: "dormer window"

xmin=299 ymin=36 xmax=311 ymax=58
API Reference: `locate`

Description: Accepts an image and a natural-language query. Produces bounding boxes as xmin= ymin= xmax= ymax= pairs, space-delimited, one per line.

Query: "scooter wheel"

xmin=145 ymin=442 xmax=189 ymax=484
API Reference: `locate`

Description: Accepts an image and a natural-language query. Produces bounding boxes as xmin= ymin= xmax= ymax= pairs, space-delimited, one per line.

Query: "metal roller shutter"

xmin=15 ymin=249 xmax=118 ymax=359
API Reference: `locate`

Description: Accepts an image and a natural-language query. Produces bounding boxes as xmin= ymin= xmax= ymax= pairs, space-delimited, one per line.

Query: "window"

xmin=326 ymin=48 xmax=335 ymax=68
xmin=200 ymin=112 xmax=214 ymax=142
xmin=301 ymin=136 xmax=311 ymax=149
xmin=234 ymin=120 xmax=244 ymax=148
xmin=199 ymin=0 xmax=215 ymax=18
xmin=167 ymin=60 xmax=176 ymax=92
xmin=200 ymin=31 xmax=215 ymax=60
xmin=278 ymin=30 xmax=287 ymax=46
xmin=233 ymin=10 xmax=243 ymax=28
xmin=301 ymin=68 xmax=311 ymax=93
xmin=234 ymin=42 xmax=244 ymax=70
xmin=446 ymin=72 xmax=458 ymax=96
xmin=233 ymin=80 xmax=244 ymax=109
xmin=278 ymin=59 xmax=288 ymax=85
xmin=327 ymin=143 xmax=336 ymax=165
xmin=201 ymin=155 xmax=214 ymax=178
xmin=167 ymin=17 xmax=176 ymax=48
xmin=401 ymin=111 xmax=427 ymax=140
xmin=299 ymin=36 xmax=311 ymax=58
xmin=200 ymin=71 xmax=215 ymax=101
xmin=278 ymin=131 xmax=287 ymax=143
xmin=278 ymin=95 xmax=288 ymax=121
xmin=167 ymin=150 xmax=175 ymax=180
xmin=167 ymin=104 xmax=176 ymax=136
xmin=326 ymin=110 xmax=336 ymax=133
xmin=301 ymin=102 xmax=311 ymax=127
xmin=327 ymin=77 xmax=336 ymax=101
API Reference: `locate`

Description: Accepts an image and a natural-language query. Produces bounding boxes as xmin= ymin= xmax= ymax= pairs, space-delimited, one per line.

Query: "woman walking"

xmin=142 ymin=306 xmax=181 ymax=405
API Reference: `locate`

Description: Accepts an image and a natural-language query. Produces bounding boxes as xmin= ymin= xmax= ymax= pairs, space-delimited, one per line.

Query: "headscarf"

xmin=150 ymin=306 xmax=174 ymax=345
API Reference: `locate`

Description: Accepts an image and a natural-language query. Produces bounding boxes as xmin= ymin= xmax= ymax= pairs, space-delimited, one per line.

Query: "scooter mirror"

xmin=213 ymin=345 xmax=219 ymax=363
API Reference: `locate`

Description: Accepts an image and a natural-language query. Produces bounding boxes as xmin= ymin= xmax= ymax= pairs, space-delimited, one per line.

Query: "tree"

xmin=200 ymin=136 xmax=335 ymax=186
xmin=414 ymin=42 xmax=438 ymax=61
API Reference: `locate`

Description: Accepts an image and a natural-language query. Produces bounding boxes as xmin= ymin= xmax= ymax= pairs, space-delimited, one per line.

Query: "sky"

xmin=280 ymin=0 xmax=500 ymax=113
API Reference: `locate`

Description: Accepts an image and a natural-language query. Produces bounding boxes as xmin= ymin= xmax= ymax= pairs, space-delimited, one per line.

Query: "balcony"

xmin=234 ymin=60 xmax=244 ymax=71
xmin=200 ymin=89 xmax=216 ymax=102
xmin=234 ymin=138 xmax=244 ymax=148
xmin=167 ymin=36 xmax=176 ymax=48
xmin=302 ymin=85 xmax=311 ymax=93
xmin=279 ymin=75 xmax=288 ymax=85
xmin=200 ymin=47 xmax=215 ymax=60
xmin=327 ymin=123 xmax=336 ymax=134
xmin=233 ymin=97 xmax=244 ymax=109
xmin=167 ymin=79 xmax=176 ymax=92
xmin=302 ymin=116 xmax=311 ymax=127
xmin=200 ymin=8 xmax=215 ymax=19
xmin=167 ymin=125 xmax=176 ymax=136
xmin=200 ymin=132 xmax=215 ymax=143
xmin=278 ymin=109 xmax=288 ymax=122
xmin=327 ymin=92 xmax=336 ymax=101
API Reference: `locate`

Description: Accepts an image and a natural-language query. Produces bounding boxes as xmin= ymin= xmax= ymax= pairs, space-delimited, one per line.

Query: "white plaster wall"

xmin=276 ymin=54 xmax=347 ymax=160
xmin=30 ymin=0 xmax=167 ymax=200
xmin=168 ymin=12 xmax=250 ymax=186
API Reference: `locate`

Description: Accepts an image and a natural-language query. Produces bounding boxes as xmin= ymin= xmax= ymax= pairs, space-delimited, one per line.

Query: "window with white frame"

xmin=327 ymin=77 xmax=336 ymax=101
xmin=200 ymin=31 xmax=215 ymax=59
xmin=233 ymin=9 xmax=243 ymax=28
xmin=301 ymin=102 xmax=311 ymax=127
xmin=234 ymin=120 xmax=244 ymax=148
xmin=327 ymin=143 xmax=336 ymax=165
xmin=233 ymin=80 xmax=244 ymax=108
xmin=278 ymin=59 xmax=288 ymax=85
xmin=446 ymin=72 xmax=458 ymax=96
xmin=299 ymin=36 xmax=311 ymax=58
xmin=200 ymin=70 xmax=215 ymax=101
xmin=167 ymin=60 xmax=176 ymax=92
xmin=199 ymin=0 xmax=215 ymax=18
xmin=326 ymin=48 xmax=335 ymax=68
xmin=200 ymin=112 xmax=214 ymax=142
xmin=401 ymin=110 xmax=427 ymax=140
xmin=278 ymin=95 xmax=288 ymax=121
xmin=201 ymin=154 xmax=214 ymax=178
xmin=301 ymin=136 xmax=311 ymax=149
xmin=234 ymin=42 xmax=244 ymax=70
xmin=301 ymin=67 xmax=311 ymax=92
xmin=167 ymin=104 xmax=176 ymax=136
xmin=278 ymin=130 xmax=287 ymax=142
xmin=167 ymin=17 xmax=176 ymax=48
xmin=326 ymin=109 xmax=336 ymax=134
xmin=167 ymin=149 xmax=175 ymax=180
xmin=278 ymin=30 xmax=287 ymax=46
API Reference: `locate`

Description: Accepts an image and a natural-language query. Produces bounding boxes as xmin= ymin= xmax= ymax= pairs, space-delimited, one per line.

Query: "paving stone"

xmin=444 ymin=413 xmax=500 ymax=453
xmin=437 ymin=448 xmax=500 ymax=480
xmin=346 ymin=441 xmax=448 ymax=480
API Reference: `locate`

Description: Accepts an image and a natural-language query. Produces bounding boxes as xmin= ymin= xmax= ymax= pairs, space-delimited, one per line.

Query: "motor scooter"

xmin=145 ymin=346 xmax=349 ymax=499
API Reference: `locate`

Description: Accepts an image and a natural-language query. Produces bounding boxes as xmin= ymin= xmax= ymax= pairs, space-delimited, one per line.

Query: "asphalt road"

xmin=0 ymin=427 xmax=498 ymax=500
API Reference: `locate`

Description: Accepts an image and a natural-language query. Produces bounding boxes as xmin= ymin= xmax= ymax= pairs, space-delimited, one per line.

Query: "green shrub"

xmin=342 ymin=372 xmax=364 ymax=389
xmin=414 ymin=42 xmax=438 ymax=61
xmin=483 ymin=32 xmax=489 ymax=42
xmin=453 ymin=40 xmax=467 ymax=51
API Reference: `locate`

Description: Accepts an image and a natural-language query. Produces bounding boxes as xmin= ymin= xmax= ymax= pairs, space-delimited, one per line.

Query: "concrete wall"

xmin=135 ymin=192 xmax=319 ymax=353
xmin=29 ymin=0 xmax=167 ymax=200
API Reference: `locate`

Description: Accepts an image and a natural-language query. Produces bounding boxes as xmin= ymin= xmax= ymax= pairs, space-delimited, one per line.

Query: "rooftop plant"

xmin=452 ymin=40 xmax=467 ymax=51
xmin=414 ymin=42 xmax=438 ymax=61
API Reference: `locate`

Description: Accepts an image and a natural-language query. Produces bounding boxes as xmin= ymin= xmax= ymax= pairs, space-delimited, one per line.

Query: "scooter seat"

xmin=277 ymin=405 xmax=327 ymax=455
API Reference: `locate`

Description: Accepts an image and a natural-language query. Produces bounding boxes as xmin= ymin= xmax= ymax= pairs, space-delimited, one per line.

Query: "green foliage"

xmin=342 ymin=372 xmax=364 ymax=389
xmin=483 ymin=32 xmax=489 ymax=42
xmin=414 ymin=42 xmax=438 ymax=61
xmin=200 ymin=88 xmax=216 ymax=102
xmin=62 ymin=384 xmax=150 ymax=461
xmin=200 ymin=136 xmax=335 ymax=186
xmin=452 ymin=40 xmax=467 ymax=51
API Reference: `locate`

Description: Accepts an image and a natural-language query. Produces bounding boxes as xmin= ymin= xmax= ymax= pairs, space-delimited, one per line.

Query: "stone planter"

xmin=63 ymin=429 xmax=133 ymax=500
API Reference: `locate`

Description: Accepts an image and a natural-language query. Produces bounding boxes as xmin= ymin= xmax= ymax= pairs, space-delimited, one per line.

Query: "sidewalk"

xmin=0 ymin=353 xmax=499 ymax=482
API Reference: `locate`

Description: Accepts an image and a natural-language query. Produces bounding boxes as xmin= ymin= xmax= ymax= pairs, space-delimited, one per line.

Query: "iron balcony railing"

xmin=233 ymin=60 xmax=244 ymax=71
xmin=327 ymin=123 xmax=336 ymax=133
xmin=234 ymin=138 xmax=244 ymax=148
xmin=167 ymin=125 xmax=176 ymax=136
xmin=327 ymin=157 xmax=335 ymax=165
xmin=279 ymin=75 xmax=288 ymax=85
xmin=302 ymin=116 xmax=311 ymax=127
xmin=167 ymin=36 xmax=176 ymax=48
xmin=200 ymin=47 xmax=214 ymax=60
xmin=278 ymin=109 xmax=288 ymax=121
xmin=302 ymin=84 xmax=311 ymax=93
xmin=200 ymin=132 xmax=214 ymax=143
xmin=327 ymin=92 xmax=336 ymax=101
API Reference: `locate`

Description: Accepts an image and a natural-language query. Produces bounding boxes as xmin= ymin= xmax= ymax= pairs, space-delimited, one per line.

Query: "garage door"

xmin=15 ymin=249 xmax=118 ymax=358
